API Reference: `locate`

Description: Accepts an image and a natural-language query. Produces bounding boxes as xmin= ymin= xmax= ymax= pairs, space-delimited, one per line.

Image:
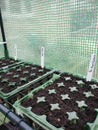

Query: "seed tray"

xmin=6 ymin=73 xmax=53 ymax=104
xmin=0 ymin=62 xmax=53 ymax=100
xmin=13 ymin=73 xmax=98 ymax=130
xmin=0 ymin=57 xmax=22 ymax=71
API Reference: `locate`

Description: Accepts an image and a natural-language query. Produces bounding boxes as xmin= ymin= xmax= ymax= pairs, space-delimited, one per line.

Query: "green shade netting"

xmin=0 ymin=0 xmax=98 ymax=79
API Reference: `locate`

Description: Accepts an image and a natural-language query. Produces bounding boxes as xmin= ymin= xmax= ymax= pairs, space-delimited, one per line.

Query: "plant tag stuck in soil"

xmin=14 ymin=44 xmax=17 ymax=60
xmin=86 ymin=54 xmax=96 ymax=81
xmin=41 ymin=47 xmax=44 ymax=68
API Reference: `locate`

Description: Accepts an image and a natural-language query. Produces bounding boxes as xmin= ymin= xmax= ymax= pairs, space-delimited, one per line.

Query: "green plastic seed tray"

xmin=0 ymin=57 xmax=23 ymax=71
xmin=13 ymin=74 xmax=60 ymax=130
xmin=13 ymin=73 xmax=98 ymax=130
xmin=0 ymin=62 xmax=54 ymax=101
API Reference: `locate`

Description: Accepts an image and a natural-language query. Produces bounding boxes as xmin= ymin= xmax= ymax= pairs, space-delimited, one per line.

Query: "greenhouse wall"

xmin=0 ymin=0 xmax=98 ymax=79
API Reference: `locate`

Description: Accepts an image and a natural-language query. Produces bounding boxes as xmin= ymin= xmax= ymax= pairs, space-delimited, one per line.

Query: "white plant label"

xmin=14 ymin=44 xmax=17 ymax=60
xmin=41 ymin=47 xmax=44 ymax=68
xmin=86 ymin=54 xmax=96 ymax=81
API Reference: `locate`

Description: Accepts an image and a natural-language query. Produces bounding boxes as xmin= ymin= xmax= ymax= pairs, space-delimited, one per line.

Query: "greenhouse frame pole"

xmin=0 ymin=8 xmax=9 ymax=58
xmin=0 ymin=104 xmax=34 ymax=130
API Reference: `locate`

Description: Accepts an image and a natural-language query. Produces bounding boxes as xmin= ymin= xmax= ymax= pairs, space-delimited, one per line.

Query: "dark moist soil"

xmin=0 ymin=58 xmax=18 ymax=68
xmin=21 ymin=73 xmax=98 ymax=130
xmin=0 ymin=122 xmax=21 ymax=130
xmin=0 ymin=63 xmax=51 ymax=93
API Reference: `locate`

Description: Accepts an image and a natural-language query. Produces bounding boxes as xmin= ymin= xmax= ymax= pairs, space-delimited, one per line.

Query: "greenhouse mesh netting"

xmin=0 ymin=0 xmax=98 ymax=79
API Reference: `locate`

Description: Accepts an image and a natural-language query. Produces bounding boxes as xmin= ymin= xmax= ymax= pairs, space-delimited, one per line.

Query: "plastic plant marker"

xmin=90 ymin=84 xmax=98 ymax=89
xmin=8 ymin=82 xmax=16 ymax=87
xmin=14 ymin=44 xmax=17 ymax=60
xmin=41 ymin=47 xmax=44 ymax=68
xmin=83 ymin=91 xmax=94 ymax=98
xmin=65 ymin=77 xmax=71 ymax=81
xmin=50 ymin=103 xmax=60 ymax=111
xmin=48 ymin=89 xmax=56 ymax=94
xmin=66 ymin=111 xmax=79 ymax=124
xmin=69 ymin=87 xmax=78 ymax=92
xmin=57 ymin=82 xmax=64 ymax=87
xmin=13 ymin=74 xmax=19 ymax=78
xmin=61 ymin=94 xmax=70 ymax=100
xmin=1 ymin=78 xmax=8 ymax=83
xmin=86 ymin=54 xmax=96 ymax=81
xmin=37 ymin=96 xmax=46 ymax=103
xmin=76 ymin=100 xmax=87 ymax=108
